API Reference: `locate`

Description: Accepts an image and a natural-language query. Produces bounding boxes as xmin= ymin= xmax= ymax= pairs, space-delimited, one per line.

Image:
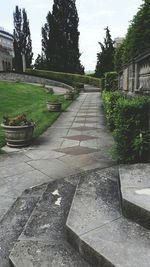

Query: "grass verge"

xmin=0 ymin=81 xmax=75 ymax=149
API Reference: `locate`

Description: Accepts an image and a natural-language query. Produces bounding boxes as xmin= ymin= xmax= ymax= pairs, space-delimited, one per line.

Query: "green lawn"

xmin=0 ymin=81 xmax=73 ymax=148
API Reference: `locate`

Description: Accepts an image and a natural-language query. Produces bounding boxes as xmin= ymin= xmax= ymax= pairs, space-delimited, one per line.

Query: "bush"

xmin=102 ymin=91 xmax=122 ymax=131
xmin=25 ymin=69 xmax=101 ymax=88
xmin=102 ymin=91 xmax=149 ymax=163
xmin=101 ymin=78 xmax=105 ymax=91
xmin=105 ymin=72 xmax=118 ymax=91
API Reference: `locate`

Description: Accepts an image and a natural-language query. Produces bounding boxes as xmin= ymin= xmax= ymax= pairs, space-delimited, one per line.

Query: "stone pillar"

xmin=22 ymin=53 xmax=26 ymax=72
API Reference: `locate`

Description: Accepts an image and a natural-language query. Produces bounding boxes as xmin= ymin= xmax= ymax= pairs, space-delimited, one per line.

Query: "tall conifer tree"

xmin=13 ymin=6 xmax=33 ymax=71
xmin=41 ymin=0 xmax=84 ymax=73
xmin=95 ymin=27 xmax=114 ymax=78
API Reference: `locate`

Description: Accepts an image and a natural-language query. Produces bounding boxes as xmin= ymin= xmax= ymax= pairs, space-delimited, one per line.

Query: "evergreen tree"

xmin=34 ymin=54 xmax=47 ymax=70
xmin=114 ymin=43 xmax=124 ymax=73
xmin=95 ymin=27 xmax=115 ymax=78
xmin=13 ymin=6 xmax=33 ymax=71
xmin=41 ymin=0 xmax=84 ymax=74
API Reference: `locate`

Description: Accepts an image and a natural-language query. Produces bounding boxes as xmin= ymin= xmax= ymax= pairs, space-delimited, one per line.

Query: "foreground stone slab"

xmin=119 ymin=164 xmax=150 ymax=229
xmin=0 ymin=184 xmax=46 ymax=267
xmin=66 ymin=167 xmax=150 ymax=267
xmin=10 ymin=179 xmax=90 ymax=267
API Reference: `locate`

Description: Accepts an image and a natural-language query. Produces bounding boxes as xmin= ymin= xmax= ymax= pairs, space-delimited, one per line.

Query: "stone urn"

xmin=47 ymin=101 xmax=62 ymax=112
xmin=1 ymin=123 xmax=35 ymax=147
xmin=64 ymin=91 xmax=74 ymax=100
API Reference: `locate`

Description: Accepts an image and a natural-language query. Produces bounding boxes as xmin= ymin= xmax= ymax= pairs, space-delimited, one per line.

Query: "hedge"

xmin=102 ymin=90 xmax=149 ymax=163
xmin=25 ymin=69 xmax=101 ymax=88
xmin=105 ymin=72 xmax=118 ymax=91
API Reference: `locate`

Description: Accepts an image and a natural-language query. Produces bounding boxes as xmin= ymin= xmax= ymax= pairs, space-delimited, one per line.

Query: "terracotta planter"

xmin=47 ymin=102 xmax=62 ymax=112
xmin=1 ymin=123 xmax=35 ymax=147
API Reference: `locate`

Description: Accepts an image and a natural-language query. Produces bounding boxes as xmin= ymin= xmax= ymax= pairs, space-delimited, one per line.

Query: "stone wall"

xmin=119 ymin=50 xmax=150 ymax=95
xmin=0 ymin=72 xmax=73 ymax=90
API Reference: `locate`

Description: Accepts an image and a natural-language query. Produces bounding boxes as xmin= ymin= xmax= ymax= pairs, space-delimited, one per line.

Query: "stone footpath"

xmin=0 ymin=91 xmax=150 ymax=267
xmin=0 ymin=92 xmax=115 ymax=266
xmin=0 ymin=92 xmax=114 ymax=222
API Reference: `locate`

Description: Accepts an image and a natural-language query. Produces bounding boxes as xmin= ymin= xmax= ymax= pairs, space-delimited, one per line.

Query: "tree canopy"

xmin=13 ymin=6 xmax=33 ymax=72
xmin=95 ymin=27 xmax=115 ymax=78
xmin=39 ymin=0 xmax=84 ymax=74
xmin=114 ymin=0 xmax=150 ymax=71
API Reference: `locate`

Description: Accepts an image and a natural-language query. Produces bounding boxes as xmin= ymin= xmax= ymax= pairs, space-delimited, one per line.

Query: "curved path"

xmin=0 ymin=92 xmax=114 ymax=221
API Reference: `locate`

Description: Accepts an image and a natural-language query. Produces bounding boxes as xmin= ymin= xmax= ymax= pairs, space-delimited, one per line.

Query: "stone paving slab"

xmin=0 ymin=184 xmax=46 ymax=267
xmin=119 ymin=164 xmax=150 ymax=229
xmin=66 ymin=167 xmax=150 ymax=267
xmin=80 ymin=217 xmax=150 ymax=267
xmin=27 ymin=158 xmax=80 ymax=179
xmin=10 ymin=179 xmax=90 ymax=267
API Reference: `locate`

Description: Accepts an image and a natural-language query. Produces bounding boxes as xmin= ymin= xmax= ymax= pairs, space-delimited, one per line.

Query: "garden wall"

xmin=118 ymin=49 xmax=150 ymax=95
xmin=0 ymin=72 xmax=73 ymax=90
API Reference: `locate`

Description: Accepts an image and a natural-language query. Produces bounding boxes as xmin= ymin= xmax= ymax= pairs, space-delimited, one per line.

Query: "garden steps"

xmin=66 ymin=166 xmax=150 ymax=267
xmin=0 ymin=183 xmax=47 ymax=267
xmin=9 ymin=178 xmax=90 ymax=267
xmin=119 ymin=163 xmax=150 ymax=230
xmin=83 ymin=84 xmax=100 ymax=92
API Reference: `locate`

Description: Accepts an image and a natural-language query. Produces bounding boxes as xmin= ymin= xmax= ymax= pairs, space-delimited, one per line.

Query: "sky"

xmin=0 ymin=0 xmax=143 ymax=71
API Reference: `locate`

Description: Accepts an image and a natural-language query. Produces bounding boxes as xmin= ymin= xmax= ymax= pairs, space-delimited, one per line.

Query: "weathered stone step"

xmin=119 ymin=163 xmax=150 ymax=230
xmin=83 ymin=84 xmax=100 ymax=92
xmin=66 ymin=167 xmax=150 ymax=267
xmin=9 ymin=178 xmax=90 ymax=267
xmin=0 ymin=183 xmax=46 ymax=267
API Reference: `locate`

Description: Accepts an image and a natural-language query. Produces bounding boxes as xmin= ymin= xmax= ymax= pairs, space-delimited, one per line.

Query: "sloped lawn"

xmin=0 ymin=81 xmax=73 ymax=148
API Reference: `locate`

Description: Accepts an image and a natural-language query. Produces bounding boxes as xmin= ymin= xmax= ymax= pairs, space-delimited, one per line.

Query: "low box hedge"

xmin=102 ymin=90 xmax=149 ymax=163
xmin=25 ymin=69 xmax=101 ymax=88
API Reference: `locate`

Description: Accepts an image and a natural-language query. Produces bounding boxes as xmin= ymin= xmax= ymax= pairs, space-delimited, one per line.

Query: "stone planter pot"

xmin=47 ymin=102 xmax=62 ymax=112
xmin=64 ymin=92 xmax=74 ymax=100
xmin=1 ymin=123 xmax=35 ymax=147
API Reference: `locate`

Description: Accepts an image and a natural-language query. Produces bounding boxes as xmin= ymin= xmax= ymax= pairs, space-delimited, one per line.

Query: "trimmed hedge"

xmin=101 ymin=78 xmax=105 ymax=91
xmin=102 ymin=90 xmax=149 ymax=163
xmin=102 ymin=91 xmax=122 ymax=131
xmin=26 ymin=69 xmax=101 ymax=88
xmin=105 ymin=72 xmax=118 ymax=91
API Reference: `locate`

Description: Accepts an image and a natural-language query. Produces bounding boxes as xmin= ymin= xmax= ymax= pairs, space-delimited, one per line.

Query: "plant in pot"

xmin=47 ymin=99 xmax=62 ymax=112
xmin=1 ymin=114 xmax=35 ymax=147
xmin=64 ymin=90 xmax=74 ymax=100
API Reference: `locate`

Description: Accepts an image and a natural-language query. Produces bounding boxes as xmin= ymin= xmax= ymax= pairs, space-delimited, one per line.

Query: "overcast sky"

xmin=0 ymin=0 xmax=143 ymax=71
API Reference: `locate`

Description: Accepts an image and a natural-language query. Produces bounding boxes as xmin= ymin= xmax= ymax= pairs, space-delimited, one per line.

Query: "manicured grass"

xmin=0 ymin=81 xmax=74 ymax=148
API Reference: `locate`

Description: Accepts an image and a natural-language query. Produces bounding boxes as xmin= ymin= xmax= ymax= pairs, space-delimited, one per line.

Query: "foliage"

xmin=105 ymin=72 xmax=118 ymax=91
xmin=40 ymin=0 xmax=84 ymax=74
xmin=3 ymin=114 xmax=33 ymax=126
xmin=0 ymin=81 xmax=74 ymax=148
xmin=95 ymin=27 xmax=115 ymax=78
xmin=101 ymin=78 xmax=105 ymax=91
xmin=114 ymin=43 xmax=124 ymax=72
xmin=115 ymin=0 xmax=150 ymax=69
xmin=102 ymin=91 xmax=149 ymax=163
xmin=26 ymin=69 xmax=101 ymax=88
xmin=13 ymin=6 xmax=33 ymax=71
xmin=102 ymin=91 xmax=122 ymax=131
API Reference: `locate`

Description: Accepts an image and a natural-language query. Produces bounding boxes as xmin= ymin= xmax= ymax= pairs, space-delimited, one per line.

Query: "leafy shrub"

xmin=3 ymin=114 xmax=33 ymax=126
xmin=113 ymin=96 xmax=149 ymax=163
xmin=26 ymin=69 xmax=101 ymax=88
xmin=105 ymin=72 xmax=118 ymax=91
xmin=101 ymin=78 xmax=105 ymax=91
xmin=102 ymin=91 xmax=149 ymax=163
xmin=102 ymin=91 xmax=122 ymax=131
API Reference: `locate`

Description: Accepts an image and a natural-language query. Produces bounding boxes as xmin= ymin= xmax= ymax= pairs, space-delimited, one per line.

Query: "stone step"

xmin=119 ymin=163 xmax=150 ymax=230
xmin=66 ymin=167 xmax=150 ymax=267
xmin=9 ymin=178 xmax=91 ymax=267
xmin=83 ymin=84 xmax=100 ymax=92
xmin=0 ymin=183 xmax=47 ymax=267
